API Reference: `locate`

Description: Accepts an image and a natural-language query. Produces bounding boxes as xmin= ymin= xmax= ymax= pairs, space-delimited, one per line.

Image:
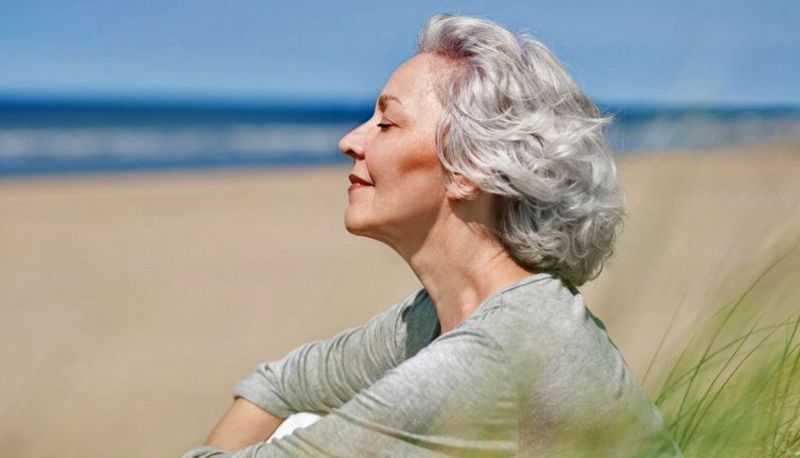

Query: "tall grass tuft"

xmin=651 ymin=243 xmax=800 ymax=457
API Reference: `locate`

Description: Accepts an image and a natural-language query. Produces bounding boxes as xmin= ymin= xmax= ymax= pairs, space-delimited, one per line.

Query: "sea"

xmin=1 ymin=95 xmax=798 ymax=177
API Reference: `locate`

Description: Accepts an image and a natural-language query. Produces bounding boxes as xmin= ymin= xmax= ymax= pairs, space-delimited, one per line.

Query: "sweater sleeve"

xmin=183 ymin=329 xmax=519 ymax=458
xmin=231 ymin=290 xmax=424 ymax=418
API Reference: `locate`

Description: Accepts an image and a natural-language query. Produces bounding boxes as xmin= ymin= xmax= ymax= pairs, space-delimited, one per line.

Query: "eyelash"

xmin=376 ymin=122 xmax=392 ymax=131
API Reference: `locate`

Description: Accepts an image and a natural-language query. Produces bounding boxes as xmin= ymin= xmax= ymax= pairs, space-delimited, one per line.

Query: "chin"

xmin=345 ymin=213 xmax=390 ymax=244
xmin=343 ymin=211 xmax=371 ymax=236
xmin=344 ymin=222 xmax=363 ymax=236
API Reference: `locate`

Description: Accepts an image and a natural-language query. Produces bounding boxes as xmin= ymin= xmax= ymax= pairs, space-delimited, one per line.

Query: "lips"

xmin=348 ymin=174 xmax=373 ymax=186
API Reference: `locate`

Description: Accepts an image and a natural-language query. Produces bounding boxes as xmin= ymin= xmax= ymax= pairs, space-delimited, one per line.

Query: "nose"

xmin=339 ymin=123 xmax=368 ymax=161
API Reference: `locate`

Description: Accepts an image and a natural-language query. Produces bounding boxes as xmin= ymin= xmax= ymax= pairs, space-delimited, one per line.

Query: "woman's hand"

xmin=202 ymin=397 xmax=284 ymax=451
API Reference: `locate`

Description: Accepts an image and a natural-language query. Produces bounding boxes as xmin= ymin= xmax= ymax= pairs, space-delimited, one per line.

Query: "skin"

xmin=203 ymin=52 xmax=536 ymax=451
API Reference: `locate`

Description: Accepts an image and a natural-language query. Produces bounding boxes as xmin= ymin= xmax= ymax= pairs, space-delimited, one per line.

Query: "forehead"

xmin=381 ymin=53 xmax=449 ymax=108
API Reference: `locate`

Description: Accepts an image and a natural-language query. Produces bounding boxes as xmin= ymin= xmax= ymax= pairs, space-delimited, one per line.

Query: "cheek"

xmin=367 ymin=128 xmax=444 ymax=195
xmin=393 ymin=135 xmax=442 ymax=179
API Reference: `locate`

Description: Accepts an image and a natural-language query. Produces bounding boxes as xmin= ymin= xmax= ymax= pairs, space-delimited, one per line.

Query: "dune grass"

xmin=649 ymin=243 xmax=800 ymax=457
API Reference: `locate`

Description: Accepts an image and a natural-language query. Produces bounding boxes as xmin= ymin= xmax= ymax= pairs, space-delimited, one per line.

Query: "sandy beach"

xmin=1 ymin=141 xmax=799 ymax=457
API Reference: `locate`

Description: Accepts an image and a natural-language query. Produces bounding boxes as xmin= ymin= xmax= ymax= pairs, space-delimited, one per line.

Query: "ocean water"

xmin=1 ymin=97 xmax=798 ymax=177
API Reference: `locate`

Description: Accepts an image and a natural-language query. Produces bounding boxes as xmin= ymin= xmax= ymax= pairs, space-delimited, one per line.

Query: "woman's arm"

xmin=182 ymin=330 xmax=517 ymax=458
xmin=193 ymin=290 xmax=430 ymax=452
xmin=231 ymin=290 xmax=428 ymax=418
xmin=202 ymin=398 xmax=284 ymax=451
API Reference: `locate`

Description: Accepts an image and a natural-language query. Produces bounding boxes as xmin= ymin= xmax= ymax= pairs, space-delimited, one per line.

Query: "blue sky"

xmin=1 ymin=0 xmax=798 ymax=105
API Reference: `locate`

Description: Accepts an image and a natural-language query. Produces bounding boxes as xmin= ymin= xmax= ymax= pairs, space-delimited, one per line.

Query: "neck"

xmin=397 ymin=209 xmax=536 ymax=334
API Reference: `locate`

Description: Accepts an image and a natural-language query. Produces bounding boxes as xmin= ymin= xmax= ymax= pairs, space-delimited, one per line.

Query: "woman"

xmin=184 ymin=14 xmax=681 ymax=457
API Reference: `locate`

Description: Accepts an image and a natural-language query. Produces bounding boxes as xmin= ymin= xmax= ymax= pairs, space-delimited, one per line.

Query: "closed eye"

xmin=376 ymin=122 xmax=393 ymax=132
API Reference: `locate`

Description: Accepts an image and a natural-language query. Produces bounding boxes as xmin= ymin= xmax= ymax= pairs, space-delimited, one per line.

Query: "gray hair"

xmin=418 ymin=14 xmax=625 ymax=286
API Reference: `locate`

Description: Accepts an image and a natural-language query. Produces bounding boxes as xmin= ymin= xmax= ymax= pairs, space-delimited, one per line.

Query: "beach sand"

xmin=1 ymin=141 xmax=799 ymax=456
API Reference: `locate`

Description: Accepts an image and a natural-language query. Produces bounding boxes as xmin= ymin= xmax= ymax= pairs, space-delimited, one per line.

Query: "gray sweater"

xmin=183 ymin=273 xmax=681 ymax=457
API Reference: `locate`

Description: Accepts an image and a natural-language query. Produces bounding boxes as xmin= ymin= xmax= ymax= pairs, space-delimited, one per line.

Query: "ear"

xmin=446 ymin=172 xmax=482 ymax=201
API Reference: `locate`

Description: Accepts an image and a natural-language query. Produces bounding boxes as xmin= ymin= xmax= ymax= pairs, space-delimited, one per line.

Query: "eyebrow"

xmin=378 ymin=94 xmax=404 ymax=112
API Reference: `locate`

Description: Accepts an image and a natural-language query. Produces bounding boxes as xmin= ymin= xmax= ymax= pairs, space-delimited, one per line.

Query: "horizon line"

xmin=0 ymin=90 xmax=799 ymax=112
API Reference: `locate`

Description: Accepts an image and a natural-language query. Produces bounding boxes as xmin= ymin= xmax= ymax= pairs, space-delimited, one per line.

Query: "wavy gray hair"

xmin=418 ymin=14 xmax=625 ymax=286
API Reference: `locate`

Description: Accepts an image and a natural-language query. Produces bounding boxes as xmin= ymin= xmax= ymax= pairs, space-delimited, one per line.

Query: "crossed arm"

xmin=190 ymin=294 xmax=415 ymax=452
xmin=183 ymin=331 xmax=516 ymax=457
xmin=183 ymin=289 xmax=517 ymax=457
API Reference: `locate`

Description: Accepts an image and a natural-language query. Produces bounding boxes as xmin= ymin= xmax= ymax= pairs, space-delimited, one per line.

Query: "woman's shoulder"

xmin=463 ymin=273 xmax=632 ymax=394
xmin=463 ymin=275 xmax=680 ymax=455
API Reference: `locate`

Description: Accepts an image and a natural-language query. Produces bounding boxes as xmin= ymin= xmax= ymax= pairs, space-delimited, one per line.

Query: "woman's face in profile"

xmin=339 ymin=53 xmax=449 ymax=247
